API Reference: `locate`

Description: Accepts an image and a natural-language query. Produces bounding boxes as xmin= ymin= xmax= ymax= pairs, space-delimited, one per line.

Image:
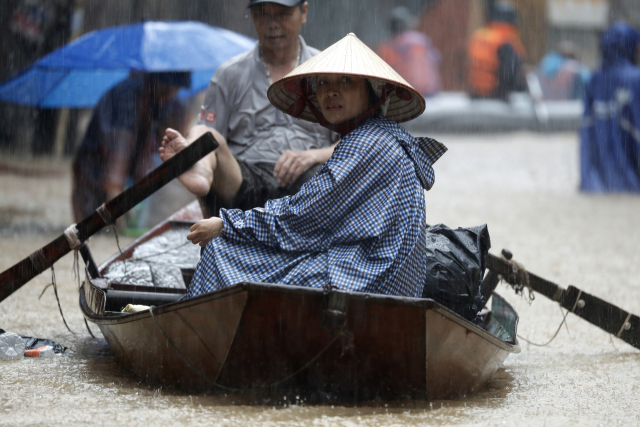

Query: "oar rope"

xmin=148 ymin=305 xmax=344 ymax=392
xmin=64 ymin=218 xmax=190 ymax=338
xmin=37 ymin=264 xmax=75 ymax=334
xmin=64 ymin=223 xmax=96 ymax=338
xmin=499 ymin=255 xmax=535 ymax=303
xmin=40 ymin=223 xmax=107 ymax=338
xmin=517 ymin=309 xmax=569 ymax=347
xmin=516 ymin=290 xmax=583 ymax=347
xmin=64 ymin=224 xmax=82 ymax=291
xmin=34 ymin=224 xmax=86 ymax=335
xmin=97 ymin=204 xmax=127 ymax=274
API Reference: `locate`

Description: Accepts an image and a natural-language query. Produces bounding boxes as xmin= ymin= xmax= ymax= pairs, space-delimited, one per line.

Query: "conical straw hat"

xmin=267 ymin=33 xmax=425 ymax=124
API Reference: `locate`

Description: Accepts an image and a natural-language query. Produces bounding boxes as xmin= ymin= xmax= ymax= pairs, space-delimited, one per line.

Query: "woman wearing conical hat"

xmin=185 ymin=33 xmax=447 ymax=298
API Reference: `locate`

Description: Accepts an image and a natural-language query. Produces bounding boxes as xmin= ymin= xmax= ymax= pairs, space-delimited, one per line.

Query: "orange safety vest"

xmin=467 ymin=22 xmax=526 ymax=97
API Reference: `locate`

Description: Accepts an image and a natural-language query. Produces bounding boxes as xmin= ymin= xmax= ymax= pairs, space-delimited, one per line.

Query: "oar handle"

xmin=0 ymin=132 xmax=218 ymax=303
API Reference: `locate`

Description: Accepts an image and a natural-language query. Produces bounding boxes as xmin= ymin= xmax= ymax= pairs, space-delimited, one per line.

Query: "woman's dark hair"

xmin=365 ymin=79 xmax=384 ymax=117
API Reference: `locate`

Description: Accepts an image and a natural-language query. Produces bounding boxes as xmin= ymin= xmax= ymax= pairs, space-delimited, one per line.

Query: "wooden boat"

xmin=404 ymin=92 xmax=582 ymax=133
xmin=79 ymin=202 xmax=520 ymax=400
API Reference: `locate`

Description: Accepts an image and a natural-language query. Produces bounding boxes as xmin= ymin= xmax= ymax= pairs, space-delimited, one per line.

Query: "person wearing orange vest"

xmin=467 ymin=1 xmax=527 ymax=100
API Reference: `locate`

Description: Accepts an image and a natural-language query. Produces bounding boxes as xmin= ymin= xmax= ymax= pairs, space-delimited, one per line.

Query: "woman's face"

xmin=316 ymin=74 xmax=370 ymax=125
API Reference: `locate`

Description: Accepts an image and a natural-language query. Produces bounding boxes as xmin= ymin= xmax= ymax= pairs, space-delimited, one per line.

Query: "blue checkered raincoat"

xmin=186 ymin=117 xmax=447 ymax=298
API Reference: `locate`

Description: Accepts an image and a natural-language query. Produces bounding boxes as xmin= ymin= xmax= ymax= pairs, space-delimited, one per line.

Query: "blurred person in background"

xmin=467 ymin=1 xmax=527 ymax=100
xmin=72 ymin=71 xmax=190 ymax=224
xmin=534 ymin=41 xmax=591 ymax=101
xmin=376 ymin=6 xmax=441 ymax=97
xmin=580 ymin=22 xmax=640 ymax=193
xmin=160 ymin=0 xmax=339 ymax=220
xmin=1 ymin=0 xmax=74 ymax=154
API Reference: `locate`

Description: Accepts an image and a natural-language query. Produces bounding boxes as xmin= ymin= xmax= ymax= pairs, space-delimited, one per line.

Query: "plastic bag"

xmin=422 ymin=224 xmax=491 ymax=322
xmin=0 ymin=329 xmax=69 ymax=357
xmin=20 ymin=335 xmax=69 ymax=354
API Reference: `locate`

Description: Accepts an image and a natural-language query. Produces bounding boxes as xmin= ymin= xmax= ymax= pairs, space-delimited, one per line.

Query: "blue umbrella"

xmin=0 ymin=21 xmax=256 ymax=108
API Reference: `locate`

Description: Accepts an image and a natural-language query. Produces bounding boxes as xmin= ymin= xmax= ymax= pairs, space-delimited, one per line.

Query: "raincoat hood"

xmin=373 ymin=118 xmax=446 ymax=190
xmin=601 ymin=21 xmax=640 ymax=66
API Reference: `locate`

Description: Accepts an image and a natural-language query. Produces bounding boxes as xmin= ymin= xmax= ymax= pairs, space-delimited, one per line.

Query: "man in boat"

xmin=466 ymin=1 xmax=527 ymax=101
xmin=182 ymin=33 xmax=447 ymax=298
xmin=72 ymin=71 xmax=190 ymax=223
xmin=580 ymin=21 xmax=640 ymax=192
xmin=159 ymin=0 xmax=338 ymax=218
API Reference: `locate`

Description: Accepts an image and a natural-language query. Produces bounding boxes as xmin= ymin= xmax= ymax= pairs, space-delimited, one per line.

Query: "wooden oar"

xmin=484 ymin=252 xmax=640 ymax=350
xmin=0 ymin=132 xmax=219 ymax=304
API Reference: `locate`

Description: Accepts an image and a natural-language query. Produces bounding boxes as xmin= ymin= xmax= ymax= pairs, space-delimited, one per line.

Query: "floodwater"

xmin=1 ymin=132 xmax=639 ymax=426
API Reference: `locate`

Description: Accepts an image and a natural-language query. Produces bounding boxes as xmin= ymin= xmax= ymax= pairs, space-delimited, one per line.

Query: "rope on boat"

xmin=517 ymin=310 xmax=569 ymax=347
xmin=96 ymin=203 xmax=113 ymax=225
xmin=29 ymin=227 xmax=82 ymax=335
xmin=29 ymin=249 xmax=50 ymax=273
xmin=111 ymin=226 xmax=128 ymax=275
xmin=37 ymin=263 xmax=75 ymax=335
xmin=62 ymin=224 xmax=85 ymax=296
xmin=500 ymin=256 xmax=534 ymax=303
xmin=148 ymin=305 xmax=343 ymax=392
xmin=63 ymin=224 xmax=82 ymax=250
xmin=97 ymin=203 xmax=128 ymax=275
xmin=63 ymin=224 xmax=96 ymax=338
xmin=84 ymin=318 xmax=96 ymax=339
xmin=517 ymin=290 xmax=583 ymax=347
xmin=616 ymin=313 xmax=633 ymax=338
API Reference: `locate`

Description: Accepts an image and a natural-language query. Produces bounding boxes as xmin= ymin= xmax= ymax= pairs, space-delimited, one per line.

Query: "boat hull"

xmin=81 ymin=280 xmax=519 ymax=400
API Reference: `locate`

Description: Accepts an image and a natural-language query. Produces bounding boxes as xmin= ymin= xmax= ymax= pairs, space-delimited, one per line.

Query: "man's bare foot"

xmin=159 ymin=128 xmax=215 ymax=196
xmin=159 ymin=128 xmax=190 ymax=161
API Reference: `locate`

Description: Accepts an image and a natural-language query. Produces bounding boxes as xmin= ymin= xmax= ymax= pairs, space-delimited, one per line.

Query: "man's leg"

xmin=207 ymin=129 xmax=243 ymax=204
xmin=200 ymin=161 xmax=321 ymax=218
xmin=161 ymin=125 xmax=243 ymax=203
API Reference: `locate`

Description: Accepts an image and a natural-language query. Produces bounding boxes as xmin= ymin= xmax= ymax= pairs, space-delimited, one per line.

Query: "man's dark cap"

xmin=148 ymin=71 xmax=191 ymax=88
xmin=247 ymin=0 xmax=305 ymax=8
xmin=490 ymin=1 xmax=518 ymax=25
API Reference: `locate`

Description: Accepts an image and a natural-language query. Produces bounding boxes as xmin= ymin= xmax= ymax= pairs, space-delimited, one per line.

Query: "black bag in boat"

xmin=422 ymin=224 xmax=491 ymax=321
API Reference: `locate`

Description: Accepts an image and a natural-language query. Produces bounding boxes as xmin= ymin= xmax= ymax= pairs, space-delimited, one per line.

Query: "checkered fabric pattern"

xmin=186 ymin=118 xmax=447 ymax=299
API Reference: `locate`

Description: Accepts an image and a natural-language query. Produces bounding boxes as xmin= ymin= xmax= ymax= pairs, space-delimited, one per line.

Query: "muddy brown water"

xmin=1 ymin=132 xmax=639 ymax=426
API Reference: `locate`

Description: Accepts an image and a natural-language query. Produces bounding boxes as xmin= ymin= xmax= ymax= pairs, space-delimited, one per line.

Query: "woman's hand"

xmin=187 ymin=217 xmax=223 ymax=247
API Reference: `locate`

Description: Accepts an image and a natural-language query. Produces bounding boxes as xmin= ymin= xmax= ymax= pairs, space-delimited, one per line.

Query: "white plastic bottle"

xmin=0 ymin=332 xmax=26 ymax=360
